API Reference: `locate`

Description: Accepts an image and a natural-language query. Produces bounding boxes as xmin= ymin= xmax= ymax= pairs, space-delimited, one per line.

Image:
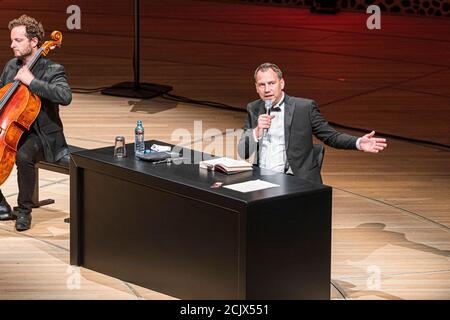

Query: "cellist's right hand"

xmin=14 ymin=66 xmax=35 ymax=86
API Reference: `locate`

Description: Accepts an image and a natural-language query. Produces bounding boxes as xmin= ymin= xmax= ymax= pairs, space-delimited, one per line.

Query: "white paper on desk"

xmin=223 ymin=179 xmax=279 ymax=193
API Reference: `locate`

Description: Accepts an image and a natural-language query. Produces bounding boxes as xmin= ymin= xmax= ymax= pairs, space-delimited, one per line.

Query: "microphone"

xmin=263 ymin=99 xmax=272 ymax=138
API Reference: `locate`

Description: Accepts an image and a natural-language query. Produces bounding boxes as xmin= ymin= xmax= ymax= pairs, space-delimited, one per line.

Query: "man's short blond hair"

xmin=8 ymin=15 xmax=45 ymax=46
xmin=254 ymin=63 xmax=283 ymax=82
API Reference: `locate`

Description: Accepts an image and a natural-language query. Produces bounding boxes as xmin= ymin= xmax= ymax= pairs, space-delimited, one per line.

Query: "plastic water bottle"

xmin=134 ymin=120 xmax=145 ymax=155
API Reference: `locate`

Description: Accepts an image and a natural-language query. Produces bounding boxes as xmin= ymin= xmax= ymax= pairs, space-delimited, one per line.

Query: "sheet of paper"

xmin=223 ymin=179 xmax=279 ymax=193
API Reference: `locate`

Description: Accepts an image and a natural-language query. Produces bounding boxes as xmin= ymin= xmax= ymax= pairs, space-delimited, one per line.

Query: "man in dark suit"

xmin=238 ymin=63 xmax=387 ymax=184
xmin=0 ymin=15 xmax=72 ymax=231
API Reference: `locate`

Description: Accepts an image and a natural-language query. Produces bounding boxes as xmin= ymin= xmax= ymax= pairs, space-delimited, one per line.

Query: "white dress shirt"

xmin=254 ymin=93 xmax=287 ymax=173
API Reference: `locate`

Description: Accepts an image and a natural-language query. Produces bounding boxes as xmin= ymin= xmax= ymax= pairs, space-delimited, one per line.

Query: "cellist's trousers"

xmin=0 ymin=132 xmax=44 ymax=215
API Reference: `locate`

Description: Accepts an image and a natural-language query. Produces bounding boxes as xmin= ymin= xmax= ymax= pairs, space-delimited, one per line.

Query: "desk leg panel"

xmin=70 ymin=158 xmax=83 ymax=266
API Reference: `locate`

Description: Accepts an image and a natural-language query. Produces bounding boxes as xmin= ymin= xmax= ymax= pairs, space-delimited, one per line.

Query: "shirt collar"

xmin=273 ymin=92 xmax=285 ymax=110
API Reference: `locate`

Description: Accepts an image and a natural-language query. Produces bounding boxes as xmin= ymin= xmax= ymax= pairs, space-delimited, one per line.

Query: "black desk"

xmin=70 ymin=141 xmax=332 ymax=299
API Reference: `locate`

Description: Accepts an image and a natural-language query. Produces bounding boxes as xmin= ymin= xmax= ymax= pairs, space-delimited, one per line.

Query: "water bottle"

xmin=134 ymin=120 xmax=145 ymax=155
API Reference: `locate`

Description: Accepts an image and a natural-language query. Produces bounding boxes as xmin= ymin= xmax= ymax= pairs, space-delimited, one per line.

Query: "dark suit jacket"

xmin=0 ymin=57 xmax=72 ymax=162
xmin=238 ymin=94 xmax=358 ymax=184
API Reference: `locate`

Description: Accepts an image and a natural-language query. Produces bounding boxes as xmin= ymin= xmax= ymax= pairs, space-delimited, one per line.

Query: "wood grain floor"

xmin=0 ymin=0 xmax=449 ymax=300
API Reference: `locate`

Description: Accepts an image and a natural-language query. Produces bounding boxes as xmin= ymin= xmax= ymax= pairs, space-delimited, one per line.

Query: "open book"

xmin=199 ymin=157 xmax=253 ymax=174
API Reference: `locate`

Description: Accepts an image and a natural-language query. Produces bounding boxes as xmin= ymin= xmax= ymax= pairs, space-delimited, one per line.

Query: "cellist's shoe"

xmin=0 ymin=198 xmax=14 ymax=221
xmin=15 ymin=213 xmax=32 ymax=232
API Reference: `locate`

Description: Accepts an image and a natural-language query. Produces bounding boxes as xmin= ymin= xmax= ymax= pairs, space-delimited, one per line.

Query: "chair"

xmin=313 ymin=143 xmax=325 ymax=173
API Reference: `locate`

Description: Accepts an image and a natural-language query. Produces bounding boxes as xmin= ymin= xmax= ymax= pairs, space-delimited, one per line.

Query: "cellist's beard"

xmin=14 ymin=47 xmax=33 ymax=60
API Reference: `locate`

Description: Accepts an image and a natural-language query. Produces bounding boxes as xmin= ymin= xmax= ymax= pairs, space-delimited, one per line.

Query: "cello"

xmin=0 ymin=31 xmax=63 ymax=186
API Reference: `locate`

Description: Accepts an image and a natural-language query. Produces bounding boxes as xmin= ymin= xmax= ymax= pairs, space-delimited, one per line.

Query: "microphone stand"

xmin=101 ymin=0 xmax=172 ymax=99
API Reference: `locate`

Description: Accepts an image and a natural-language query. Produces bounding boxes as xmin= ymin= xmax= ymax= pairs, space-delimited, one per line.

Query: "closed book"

xmin=199 ymin=157 xmax=253 ymax=174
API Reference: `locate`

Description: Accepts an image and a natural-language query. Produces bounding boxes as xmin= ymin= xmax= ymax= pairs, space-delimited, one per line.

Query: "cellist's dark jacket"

xmin=0 ymin=57 xmax=72 ymax=162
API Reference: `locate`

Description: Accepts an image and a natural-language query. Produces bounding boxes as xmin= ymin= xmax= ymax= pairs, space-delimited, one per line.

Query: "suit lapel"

xmin=284 ymin=94 xmax=295 ymax=151
xmin=256 ymin=100 xmax=266 ymax=115
xmin=32 ymin=58 xmax=47 ymax=80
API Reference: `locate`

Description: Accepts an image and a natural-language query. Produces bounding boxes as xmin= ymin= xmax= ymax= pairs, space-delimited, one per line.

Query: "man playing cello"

xmin=0 ymin=15 xmax=72 ymax=231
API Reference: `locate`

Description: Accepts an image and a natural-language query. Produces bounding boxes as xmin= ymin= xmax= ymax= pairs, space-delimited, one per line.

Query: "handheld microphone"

xmin=263 ymin=99 xmax=272 ymax=138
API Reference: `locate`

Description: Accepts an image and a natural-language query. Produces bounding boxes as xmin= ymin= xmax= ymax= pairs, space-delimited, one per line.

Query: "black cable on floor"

xmin=161 ymin=92 xmax=243 ymax=112
xmin=328 ymin=121 xmax=450 ymax=150
xmin=330 ymin=280 xmax=347 ymax=300
xmin=333 ymin=186 xmax=450 ymax=232
xmin=70 ymin=89 xmax=450 ymax=150
xmin=71 ymin=86 xmax=108 ymax=93
xmin=161 ymin=93 xmax=450 ymax=150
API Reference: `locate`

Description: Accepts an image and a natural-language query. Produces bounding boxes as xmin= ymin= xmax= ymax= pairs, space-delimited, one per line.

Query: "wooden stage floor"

xmin=0 ymin=0 xmax=448 ymax=299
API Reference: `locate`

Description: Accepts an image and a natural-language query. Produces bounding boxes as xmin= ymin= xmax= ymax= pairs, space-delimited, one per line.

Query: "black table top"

xmin=71 ymin=140 xmax=330 ymax=207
